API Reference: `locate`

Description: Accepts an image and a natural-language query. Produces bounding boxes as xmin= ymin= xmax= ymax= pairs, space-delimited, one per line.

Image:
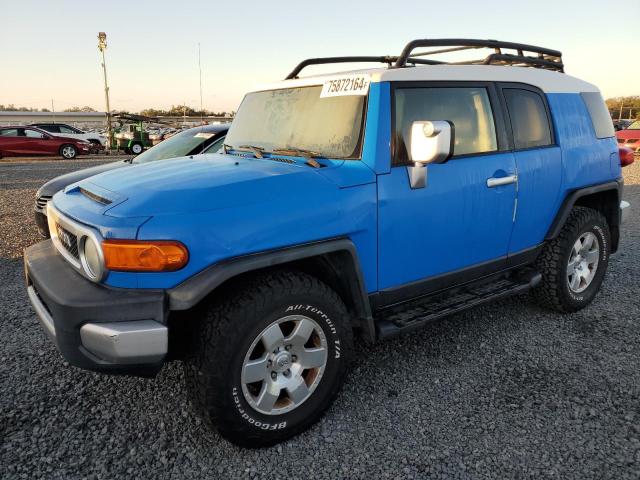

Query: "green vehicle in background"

xmin=113 ymin=114 xmax=154 ymax=155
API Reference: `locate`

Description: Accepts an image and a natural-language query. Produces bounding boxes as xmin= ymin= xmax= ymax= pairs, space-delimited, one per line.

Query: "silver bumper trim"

xmin=80 ymin=320 xmax=168 ymax=364
xmin=27 ymin=286 xmax=57 ymax=340
xmin=621 ymin=200 xmax=630 ymax=224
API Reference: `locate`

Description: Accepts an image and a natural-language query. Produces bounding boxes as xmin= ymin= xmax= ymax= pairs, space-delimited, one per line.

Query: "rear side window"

xmin=39 ymin=125 xmax=60 ymax=133
xmin=0 ymin=128 xmax=19 ymax=136
xmin=59 ymin=125 xmax=78 ymax=134
xmin=581 ymin=92 xmax=615 ymax=139
xmin=503 ymin=89 xmax=552 ymax=150
xmin=394 ymin=87 xmax=498 ymax=164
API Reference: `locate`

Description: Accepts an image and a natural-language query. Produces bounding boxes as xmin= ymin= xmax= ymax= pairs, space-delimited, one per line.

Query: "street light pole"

xmin=98 ymin=32 xmax=113 ymax=152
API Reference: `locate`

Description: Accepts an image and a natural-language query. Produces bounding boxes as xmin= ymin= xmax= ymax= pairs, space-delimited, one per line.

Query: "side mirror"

xmin=407 ymin=120 xmax=454 ymax=189
xmin=409 ymin=120 xmax=453 ymax=164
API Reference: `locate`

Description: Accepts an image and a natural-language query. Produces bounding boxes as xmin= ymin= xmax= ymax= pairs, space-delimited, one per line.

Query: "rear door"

xmin=23 ymin=128 xmax=54 ymax=154
xmin=498 ymin=84 xmax=562 ymax=255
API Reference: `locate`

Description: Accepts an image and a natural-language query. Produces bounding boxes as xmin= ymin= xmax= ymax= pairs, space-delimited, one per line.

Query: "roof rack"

xmin=285 ymin=38 xmax=563 ymax=79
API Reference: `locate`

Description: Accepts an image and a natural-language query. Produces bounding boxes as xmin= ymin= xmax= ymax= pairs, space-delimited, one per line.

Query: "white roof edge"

xmin=252 ymin=65 xmax=599 ymax=94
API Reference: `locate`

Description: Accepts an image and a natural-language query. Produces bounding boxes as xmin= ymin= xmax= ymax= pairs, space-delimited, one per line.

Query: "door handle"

xmin=487 ymin=174 xmax=517 ymax=188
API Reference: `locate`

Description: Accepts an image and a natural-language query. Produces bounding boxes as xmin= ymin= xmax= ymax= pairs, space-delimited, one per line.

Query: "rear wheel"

xmin=533 ymin=207 xmax=610 ymax=313
xmin=59 ymin=144 xmax=77 ymax=159
xmin=184 ymin=270 xmax=353 ymax=447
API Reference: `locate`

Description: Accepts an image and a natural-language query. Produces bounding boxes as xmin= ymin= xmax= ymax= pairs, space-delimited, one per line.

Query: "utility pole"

xmin=98 ymin=32 xmax=113 ymax=152
xmin=51 ymin=99 xmax=55 ymax=123
xmin=619 ymin=101 xmax=624 ymax=122
xmin=198 ymin=43 xmax=204 ymax=123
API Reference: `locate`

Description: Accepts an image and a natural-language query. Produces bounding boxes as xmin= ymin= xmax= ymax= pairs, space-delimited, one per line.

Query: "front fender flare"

xmin=167 ymin=237 xmax=373 ymax=338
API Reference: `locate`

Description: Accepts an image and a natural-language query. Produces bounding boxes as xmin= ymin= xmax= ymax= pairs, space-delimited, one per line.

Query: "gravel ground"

xmin=1 ymin=158 xmax=639 ymax=479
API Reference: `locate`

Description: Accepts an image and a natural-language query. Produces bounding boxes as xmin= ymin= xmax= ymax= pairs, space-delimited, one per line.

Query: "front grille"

xmin=35 ymin=195 xmax=52 ymax=212
xmin=55 ymin=222 xmax=79 ymax=259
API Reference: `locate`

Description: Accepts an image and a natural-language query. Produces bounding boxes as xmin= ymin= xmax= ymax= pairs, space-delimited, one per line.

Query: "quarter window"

xmin=581 ymin=92 xmax=615 ymax=139
xmin=394 ymin=87 xmax=497 ymax=165
xmin=503 ymin=89 xmax=552 ymax=149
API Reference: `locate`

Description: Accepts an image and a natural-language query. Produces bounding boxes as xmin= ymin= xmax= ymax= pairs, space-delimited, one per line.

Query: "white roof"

xmin=255 ymin=65 xmax=599 ymax=94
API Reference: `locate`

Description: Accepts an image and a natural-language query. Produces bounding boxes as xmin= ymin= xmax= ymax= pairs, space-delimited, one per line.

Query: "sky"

xmin=1 ymin=0 xmax=638 ymax=113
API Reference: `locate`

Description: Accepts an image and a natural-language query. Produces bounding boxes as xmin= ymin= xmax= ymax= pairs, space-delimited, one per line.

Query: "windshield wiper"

xmin=272 ymin=147 xmax=326 ymax=168
xmin=272 ymin=147 xmax=323 ymax=158
xmin=235 ymin=144 xmax=265 ymax=158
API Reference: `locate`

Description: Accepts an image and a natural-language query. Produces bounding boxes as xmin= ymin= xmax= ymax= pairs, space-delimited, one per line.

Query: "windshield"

xmin=224 ymin=86 xmax=366 ymax=159
xmin=628 ymin=120 xmax=640 ymax=130
xmin=133 ymin=127 xmax=219 ymax=163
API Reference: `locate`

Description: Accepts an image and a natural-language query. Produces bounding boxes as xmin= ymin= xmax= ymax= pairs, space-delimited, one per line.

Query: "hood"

xmin=79 ymin=153 xmax=351 ymax=217
xmin=38 ymin=160 xmax=127 ymax=197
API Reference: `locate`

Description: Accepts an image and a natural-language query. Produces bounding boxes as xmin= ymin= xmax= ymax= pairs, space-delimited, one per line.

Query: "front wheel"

xmin=184 ymin=270 xmax=353 ymax=447
xmin=533 ymin=206 xmax=610 ymax=313
xmin=59 ymin=144 xmax=77 ymax=159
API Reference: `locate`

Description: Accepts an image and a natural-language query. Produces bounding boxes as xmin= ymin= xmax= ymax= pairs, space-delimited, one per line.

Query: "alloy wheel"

xmin=567 ymin=231 xmax=600 ymax=293
xmin=241 ymin=315 xmax=328 ymax=415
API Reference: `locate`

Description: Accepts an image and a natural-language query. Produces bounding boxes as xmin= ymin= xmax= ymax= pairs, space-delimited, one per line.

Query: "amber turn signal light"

xmin=103 ymin=240 xmax=189 ymax=272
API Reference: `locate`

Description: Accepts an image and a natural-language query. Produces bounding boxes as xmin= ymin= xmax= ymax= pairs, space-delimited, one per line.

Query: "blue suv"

xmin=24 ymin=39 xmax=631 ymax=447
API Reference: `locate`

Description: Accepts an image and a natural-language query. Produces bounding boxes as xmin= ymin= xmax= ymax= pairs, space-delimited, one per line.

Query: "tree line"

xmin=0 ymin=104 xmax=233 ymax=117
xmin=606 ymin=96 xmax=640 ymax=121
xmin=2 ymin=98 xmax=637 ymax=120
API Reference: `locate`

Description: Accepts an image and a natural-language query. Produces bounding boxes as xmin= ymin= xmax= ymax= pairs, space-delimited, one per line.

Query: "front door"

xmin=377 ymin=83 xmax=517 ymax=298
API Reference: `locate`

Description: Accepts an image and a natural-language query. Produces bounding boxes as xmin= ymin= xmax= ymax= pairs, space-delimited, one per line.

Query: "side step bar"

xmin=376 ymin=270 xmax=541 ymax=339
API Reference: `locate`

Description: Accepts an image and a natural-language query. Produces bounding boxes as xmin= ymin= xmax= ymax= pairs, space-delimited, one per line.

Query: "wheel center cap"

xmin=272 ymin=352 xmax=292 ymax=372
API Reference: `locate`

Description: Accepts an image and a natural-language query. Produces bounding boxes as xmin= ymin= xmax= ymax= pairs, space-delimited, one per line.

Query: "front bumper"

xmin=24 ymin=240 xmax=168 ymax=376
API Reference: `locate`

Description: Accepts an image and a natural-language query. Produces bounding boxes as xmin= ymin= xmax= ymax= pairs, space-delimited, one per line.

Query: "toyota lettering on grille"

xmin=58 ymin=225 xmax=73 ymax=250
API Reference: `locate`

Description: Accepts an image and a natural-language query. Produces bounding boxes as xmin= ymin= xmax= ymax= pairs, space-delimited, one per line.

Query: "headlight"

xmin=80 ymin=235 xmax=105 ymax=281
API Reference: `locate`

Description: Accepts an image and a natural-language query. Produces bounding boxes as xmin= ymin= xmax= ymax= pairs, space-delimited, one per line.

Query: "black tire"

xmin=533 ymin=206 xmax=610 ymax=313
xmin=184 ymin=270 xmax=353 ymax=448
xmin=59 ymin=144 xmax=77 ymax=159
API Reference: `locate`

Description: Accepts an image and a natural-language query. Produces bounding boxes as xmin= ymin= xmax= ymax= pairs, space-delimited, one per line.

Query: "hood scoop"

xmin=80 ymin=187 xmax=112 ymax=205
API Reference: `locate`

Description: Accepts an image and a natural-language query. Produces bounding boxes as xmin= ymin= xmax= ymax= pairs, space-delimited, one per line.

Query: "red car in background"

xmin=0 ymin=126 xmax=91 ymax=159
xmin=617 ymin=120 xmax=640 ymax=154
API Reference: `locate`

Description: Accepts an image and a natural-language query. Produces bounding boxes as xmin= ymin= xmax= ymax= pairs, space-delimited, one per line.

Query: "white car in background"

xmin=30 ymin=123 xmax=107 ymax=149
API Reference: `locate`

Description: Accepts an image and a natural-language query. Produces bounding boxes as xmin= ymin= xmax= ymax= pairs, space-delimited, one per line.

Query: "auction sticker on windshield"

xmin=320 ymin=74 xmax=371 ymax=98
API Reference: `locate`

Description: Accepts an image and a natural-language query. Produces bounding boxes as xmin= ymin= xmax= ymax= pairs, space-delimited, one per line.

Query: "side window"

xmin=0 ymin=128 xmax=19 ymax=137
xmin=394 ymin=87 xmax=497 ymax=165
xmin=503 ymin=88 xmax=552 ymax=150
xmin=581 ymin=92 xmax=615 ymax=139
xmin=24 ymin=129 xmax=46 ymax=139
xmin=59 ymin=126 xmax=77 ymax=134
xmin=41 ymin=125 xmax=60 ymax=133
